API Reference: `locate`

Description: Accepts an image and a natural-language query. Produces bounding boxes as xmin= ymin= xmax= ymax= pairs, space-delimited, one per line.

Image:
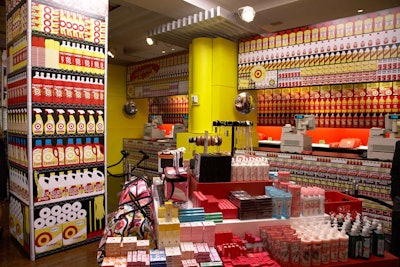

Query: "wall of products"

xmin=6 ymin=0 xmax=108 ymax=260
xmin=238 ymin=7 xmax=400 ymax=128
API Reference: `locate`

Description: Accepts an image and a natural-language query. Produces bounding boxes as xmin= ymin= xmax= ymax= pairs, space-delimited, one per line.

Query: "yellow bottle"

xmin=393 ymin=96 xmax=399 ymax=112
xmin=67 ymin=109 xmax=76 ymax=134
xmin=42 ymin=139 xmax=58 ymax=167
xmin=32 ymin=108 xmax=43 ymax=135
xmin=96 ymin=110 xmax=104 ymax=134
xmin=86 ymin=110 xmax=96 ymax=134
xmin=77 ymin=110 xmax=86 ymax=134
xmin=44 ymin=109 xmax=55 ymax=135
xmin=56 ymin=109 xmax=66 ymax=134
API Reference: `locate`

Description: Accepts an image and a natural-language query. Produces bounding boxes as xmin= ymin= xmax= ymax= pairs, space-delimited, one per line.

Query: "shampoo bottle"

xmin=44 ymin=109 xmax=55 ymax=135
xmin=372 ymin=223 xmax=385 ymax=257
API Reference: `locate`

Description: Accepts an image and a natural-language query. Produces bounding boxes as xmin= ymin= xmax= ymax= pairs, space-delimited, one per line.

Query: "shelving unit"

xmin=6 ymin=0 xmax=108 ymax=260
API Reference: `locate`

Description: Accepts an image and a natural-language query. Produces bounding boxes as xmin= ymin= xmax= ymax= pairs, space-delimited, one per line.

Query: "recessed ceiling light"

xmin=146 ymin=37 xmax=154 ymax=46
xmin=162 ymin=50 xmax=166 ymax=54
xmin=357 ymin=9 xmax=364 ymax=13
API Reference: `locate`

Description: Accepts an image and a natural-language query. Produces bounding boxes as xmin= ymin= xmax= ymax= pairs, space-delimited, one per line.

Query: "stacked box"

xmin=105 ymin=237 xmax=122 ymax=257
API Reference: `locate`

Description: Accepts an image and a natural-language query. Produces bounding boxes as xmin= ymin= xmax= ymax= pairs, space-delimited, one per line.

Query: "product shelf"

xmin=32 ymin=30 xmax=105 ymax=49
xmin=34 ymin=0 xmax=106 ymax=20
xmin=33 ymin=192 xmax=105 ymax=207
xmin=32 ymin=162 xmax=105 ymax=173
xmin=9 ymin=191 xmax=29 ymax=206
xmin=31 ymin=67 xmax=105 ymax=80
xmin=6 ymin=0 xmax=25 ymax=20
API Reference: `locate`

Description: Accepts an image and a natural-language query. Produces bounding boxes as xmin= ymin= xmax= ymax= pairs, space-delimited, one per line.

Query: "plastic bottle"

xmin=311 ymin=234 xmax=322 ymax=266
xmin=32 ymin=71 xmax=44 ymax=103
xmin=42 ymin=139 xmax=58 ymax=167
xmin=93 ymin=137 xmax=104 ymax=162
xmin=66 ymin=109 xmax=76 ymax=134
xmin=86 ymin=110 xmax=96 ymax=134
xmin=83 ymin=137 xmax=97 ymax=163
xmin=59 ymin=40 xmax=66 ymax=70
xmin=32 ymin=139 xmax=43 ymax=168
xmin=42 ymin=72 xmax=54 ymax=103
xmin=44 ymin=109 xmax=55 ymax=135
xmin=320 ymin=233 xmax=331 ymax=264
xmin=32 ymin=108 xmax=43 ymax=135
xmin=329 ymin=229 xmax=339 ymax=262
xmin=95 ymin=110 xmax=104 ymax=134
xmin=360 ymin=227 xmax=371 ymax=259
xmin=301 ymin=235 xmax=312 ymax=267
xmin=75 ymin=138 xmax=84 ymax=164
xmin=372 ymin=223 xmax=385 ymax=257
xmin=53 ymin=73 xmax=64 ymax=103
xmin=65 ymin=138 xmax=79 ymax=165
xmin=338 ymin=229 xmax=349 ymax=262
xmin=56 ymin=139 xmax=65 ymax=166
xmin=56 ymin=109 xmax=66 ymax=134
xmin=77 ymin=110 xmax=86 ymax=134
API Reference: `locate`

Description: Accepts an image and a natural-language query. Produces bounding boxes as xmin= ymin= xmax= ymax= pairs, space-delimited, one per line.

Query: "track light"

xmin=238 ymin=6 xmax=255 ymax=23
xmin=146 ymin=37 xmax=154 ymax=45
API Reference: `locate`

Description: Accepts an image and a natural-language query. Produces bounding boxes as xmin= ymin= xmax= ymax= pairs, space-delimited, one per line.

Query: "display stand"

xmin=6 ymin=0 xmax=108 ymax=260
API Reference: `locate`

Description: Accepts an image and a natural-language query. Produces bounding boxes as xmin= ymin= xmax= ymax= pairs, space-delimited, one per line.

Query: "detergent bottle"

xmin=65 ymin=138 xmax=79 ymax=165
xmin=32 ymin=108 xmax=43 ymax=135
xmin=93 ymin=137 xmax=104 ymax=162
xmin=32 ymin=139 xmax=43 ymax=168
xmin=75 ymin=138 xmax=84 ymax=164
xmin=42 ymin=139 xmax=58 ymax=167
xmin=66 ymin=109 xmax=76 ymax=134
xmin=86 ymin=110 xmax=96 ymax=134
xmin=56 ymin=109 xmax=66 ymax=134
xmin=56 ymin=138 xmax=65 ymax=166
xmin=44 ymin=109 xmax=55 ymax=135
xmin=83 ymin=137 xmax=97 ymax=163
xmin=96 ymin=110 xmax=104 ymax=134
xmin=77 ymin=110 xmax=86 ymax=134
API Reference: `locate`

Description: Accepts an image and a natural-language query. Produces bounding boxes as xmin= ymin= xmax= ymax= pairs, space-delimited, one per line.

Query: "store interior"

xmin=1 ymin=0 xmax=400 ymax=266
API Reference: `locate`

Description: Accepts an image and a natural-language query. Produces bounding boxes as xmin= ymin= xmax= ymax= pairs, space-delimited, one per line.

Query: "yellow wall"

xmin=106 ymin=64 xmax=148 ymax=212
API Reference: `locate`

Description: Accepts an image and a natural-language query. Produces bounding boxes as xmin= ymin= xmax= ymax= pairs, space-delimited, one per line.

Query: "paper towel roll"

xmin=77 ymin=209 xmax=87 ymax=219
xmin=34 ymin=218 xmax=46 ymax=229
xmin=39 ymin=207 xmax=51 ymax=218
xmin=51 ymin=205 xmax=62 ymax=216
xmin=62 ymin=203 xmax=72 ymax=214
xmin=67 ymin=211 xmax=77 ymax=222
xmin=56 ymin=213 xmax=67 ymax=224
xmin=45 ymin=215 xmax=57 ymax=227
xmin=72 ymin=201 xmax=82 ymax=212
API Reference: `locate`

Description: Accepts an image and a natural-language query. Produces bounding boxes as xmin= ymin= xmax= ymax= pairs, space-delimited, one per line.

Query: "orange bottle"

xmin=392 ymin=96 xmax=399 ymax=112
xmin=385 ymin=96 xmax=392 ymax=113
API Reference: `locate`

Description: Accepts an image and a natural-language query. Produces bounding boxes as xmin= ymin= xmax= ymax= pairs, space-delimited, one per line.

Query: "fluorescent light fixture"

xmin=146 ymin=37 xmax=154 ymax=45
xmin=238 ymin=6 xmax=255 ymax=23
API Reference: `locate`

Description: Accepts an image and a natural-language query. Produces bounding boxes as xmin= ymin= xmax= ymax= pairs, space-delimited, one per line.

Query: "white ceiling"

xmin=108 ymin=0 xmax=400 ymax=65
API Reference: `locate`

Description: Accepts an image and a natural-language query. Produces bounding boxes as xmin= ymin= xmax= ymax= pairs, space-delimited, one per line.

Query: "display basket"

xmin=324 ymin=191 xmax=362 ymax=215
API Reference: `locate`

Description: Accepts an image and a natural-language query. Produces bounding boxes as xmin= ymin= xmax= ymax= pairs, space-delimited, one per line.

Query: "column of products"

xmin=257 ymin=81 xmax=399 ymax=127
xmin=6 ymin=0 xmax=108 ymax=260
xmin=148 ymin=95 xmax=189 ymax=124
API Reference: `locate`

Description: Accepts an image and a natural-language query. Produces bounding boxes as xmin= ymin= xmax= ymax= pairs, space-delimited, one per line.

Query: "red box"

xmin=324 ymin=191 xmax=362 ymax=215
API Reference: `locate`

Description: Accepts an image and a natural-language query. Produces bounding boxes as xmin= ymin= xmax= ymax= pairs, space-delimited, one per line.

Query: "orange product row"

xmin=257 ymin=95 xmax=400 ymax=114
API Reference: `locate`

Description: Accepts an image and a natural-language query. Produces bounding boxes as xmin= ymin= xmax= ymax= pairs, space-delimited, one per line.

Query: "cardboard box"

xmin=34 ymin=225 xmax=62 ymax=254
xmin=62 ymin=218 xmax=87 ymax=246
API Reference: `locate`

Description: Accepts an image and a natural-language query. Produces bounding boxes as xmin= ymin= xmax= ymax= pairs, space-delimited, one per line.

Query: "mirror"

xmin=234 ymin=92 xmax=255 ymax=114
xmin=123 ymin=101 xmax=138 ymax=116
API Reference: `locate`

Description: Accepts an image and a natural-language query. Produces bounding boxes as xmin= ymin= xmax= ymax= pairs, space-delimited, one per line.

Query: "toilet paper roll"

xmin=67 ymin=211 xmax=77 ymax=222
xmin=51 ymin=205 xmax=62 ymax=216
xmin=39 ymin=207 xmax=51 ymax=219
xmin=62 ymin=203 xmax=72 ymax=214
xmin=45 ymin=215 xmax=57 ymax=227
xmin=72 ymin=201 xmax=82 ymax=212
xmin=77 ymin=209 xmax=87 ymax=219
xmin=34 ymin=218 xmax=46 ymax=229
xmin=56 ymin=213 xmax=67 ymax=224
